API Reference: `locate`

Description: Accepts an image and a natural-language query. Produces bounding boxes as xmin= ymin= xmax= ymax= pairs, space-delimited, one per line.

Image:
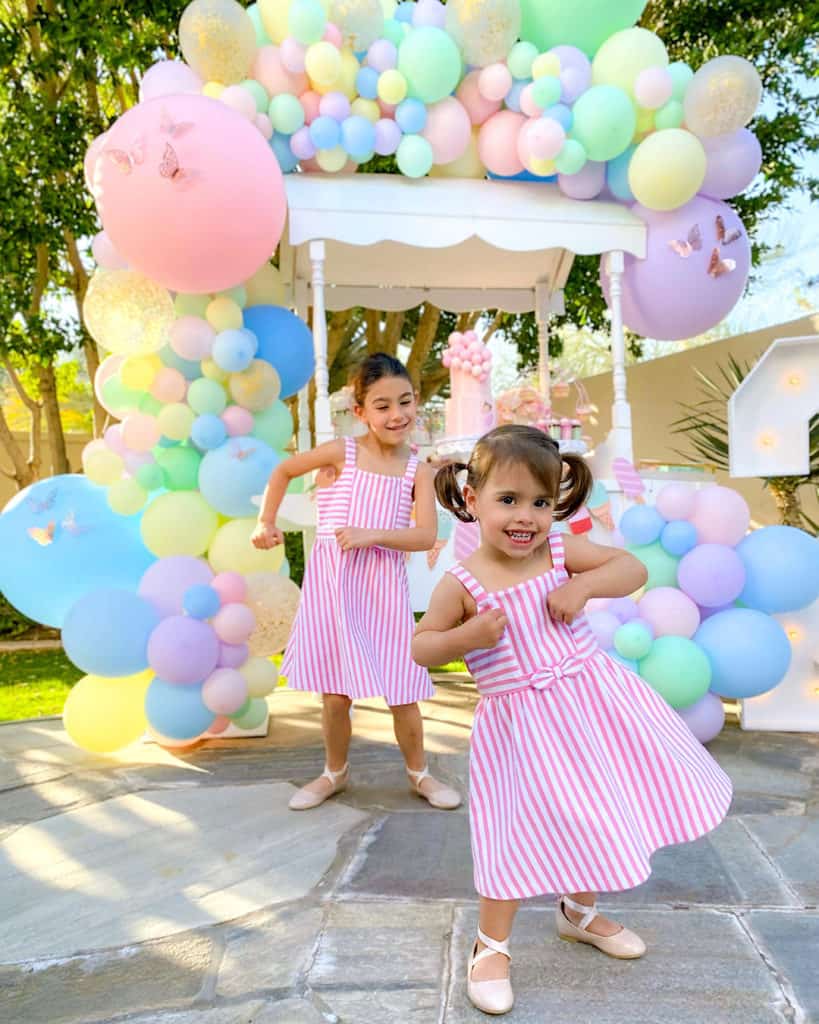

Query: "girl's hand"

xmin=251 ymin=522 xmax=285 ymax=549
xmin=335 ymin=527 xmax=378 ymax=550
xmin=464 ymin=608 xmax=508 ymax=650
xmin=547 ymin=578 xmax=590 ymax=625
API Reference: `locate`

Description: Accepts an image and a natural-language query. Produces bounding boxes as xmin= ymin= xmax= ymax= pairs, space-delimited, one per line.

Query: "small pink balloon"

xmin=221 ymin=404 xmax=254 ymax=436
xmin=252 ymin=45 xmax=308 ymax=97
xmin=104 ymin=423 xmax=127 ymax=455
xmin=280 ymin=37 xmax=307 ymax=73
xmin=212 ymin=571 xmax=248 ymax=604
xmin=170 ymin=316 xmax=216 ymax=361
xmin=656 ymin=482 xmax=696 ymax=521
xmin=91 ymin=230 xmax=128 ymax=269
xmin=634 ymin=66 xmax=674 ymax=110
xmin=478 ymin=110 xmax=525 ymax=177
xmin=212 ymin=602 xmax=256 ymax=644
xmin=457 ymin=70 xmax=501 ymax=126
xmin=478 ymin=63 xmax=513 ymax=103
xmin=478 ymin=372 xmax=489 ymax=382
xmin=367 ymin=39 xmax=397 ymax=73
xmin=208 ymin=715 xmax=232 ymax=734
xmin=300 ymin=90 xmax=322 ymax=124
xmin=290 ymin=125 xmax=317 ymax=159
xmin=217 ymin=641 xmax=250 ymax=668
xmin=139 ymin=60 xmax=202 ymax=103
xmin=442 ymin=351 xmax=452 ymax=367
xmin=524 ymin=117 xmax=565 ymax=161
xmin=520 ymin=84 xmax=542 ymax=119
xmin=421 ymin=97 xmax=471 ymax=164
xmin=220 ymin=85 xmax=257 ymax=121
xmin=202 ymin=668 xmax=249 ymax=715
xmin=123 ymin=450 xmax=154 ymax=474
xmin=471 ymin=365 xmax=482 ymax=378
xmin=451 ymin=356 xmax=462 ymax=370
xmin=255 ymin=113 xmax=274 ymax=139
xmin=122 ymin=412 xmax=161 ymax=452
xmin=464 ymin=330 xmax=478 ymax=342
xmin=689 ymin=485 xmax=750 ymax=546
xmin=323 ymin=23 xmax=342 ymax=47
xmin=449 ymin=331 xmax=464 ymax=346
xmin=638 ymin=587 xmax=701 ymax=639
xmin=151 ymin=366 xmax=187 ymax=403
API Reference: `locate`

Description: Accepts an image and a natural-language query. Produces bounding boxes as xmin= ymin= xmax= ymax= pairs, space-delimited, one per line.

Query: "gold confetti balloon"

xmin=83 ymin=269 xmax=174 ymax=356
xmin=327 ymin=0 xmax=385 ymax=52
xmin=244 ymin=571 xmax=302 ymax=656
xmin=683 ymin=56 xmax=762 ymax=138
xmin=445 ymin=0 xmax=522 ymax=69
xmin=179 ymin=0 xmax=257 ymax=85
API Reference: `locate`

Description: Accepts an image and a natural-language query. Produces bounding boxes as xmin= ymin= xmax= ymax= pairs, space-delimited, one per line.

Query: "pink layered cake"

xmin=442 ymin=330 xmax=496 ymax=440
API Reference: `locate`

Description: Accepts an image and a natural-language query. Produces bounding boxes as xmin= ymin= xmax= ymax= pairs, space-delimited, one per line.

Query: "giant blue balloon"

xmin=695 ymin=608 xmax=792 ymax=699
xmin=145 ymin=678 xmax=215 ymax=740
xmin=62 ymin=587 xmax=160 ymax=677
xmin=198 ymin=436 xmax=279 ymax=517
xmin=243 ymin=305 xmax=315 ymax=398
xmin=736 ymin=525 xmax=819 ymax=614
xmin=0 ymin=475 xmax=155 ymax=628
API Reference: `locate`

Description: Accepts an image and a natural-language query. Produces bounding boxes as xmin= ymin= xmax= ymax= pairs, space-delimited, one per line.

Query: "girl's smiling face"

xmin=465 ymin=461 xmax=555 ymax=559
xmin=354 ymin=374 xmax=417 ymax=446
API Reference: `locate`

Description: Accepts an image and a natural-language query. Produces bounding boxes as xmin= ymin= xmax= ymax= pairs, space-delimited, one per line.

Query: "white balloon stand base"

xmin=142 ymin=712 xmax=270 ymax=744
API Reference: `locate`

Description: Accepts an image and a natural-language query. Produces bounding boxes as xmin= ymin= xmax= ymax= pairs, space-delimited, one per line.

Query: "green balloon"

xmin=253 ymin=401 xmax=294 ymax=450
xmin=188 ymin=377 xmax=227 ymax=415
xmin=269 ymin=93 xmax=305 ymax=135
xmin=639 ymin=636 xmax=712 ymax=709
xmin=139 ymin=393 xmax=163 ymax=416
xmin=532 ymin=75 xmax=562 ymax=110
xmin=654 ymin=99 xmax=684 ymax=130
xmin=396 ymin=134 xmax=434 ymax=178
xmin=288 ymin=0 xmax=326 ymax=45
xmin=173 ymin=293 xmax=209 ymax=318
xmin=155 ymin=445 xmax=202 ymax=490
xmin=241 ymin=79 xmax=270 ymax=113
xmin=398 ymin=26 xmax=462 ymax=104
xmin=247 ymin=2 xmax=272 ymax=46
xmin=102 ymin=374 xmax=141 ymax=413
xmin=136 ymin=462 xmax=166 ymax=492
xmin=571 ymin=85 xmax=636 ymax=162
xmin=507 ymin=41 xmax=538 ymax=80
xmin=614 ymin=621 xmax=653 ymax=661
xmin=231 ymin=697 xmax=269 ymax=730
xmin=667 ymin=61 xmax=694 ymax=101
xmin=554 ymin=138 xmax=587 ymax=175
xmin=383 ymin=18 xmax=405 ymax=46
xmin=629 ymin=542 xmax=679 ymax=590
xmin=519 ymin=0 xmax=648 ymax=57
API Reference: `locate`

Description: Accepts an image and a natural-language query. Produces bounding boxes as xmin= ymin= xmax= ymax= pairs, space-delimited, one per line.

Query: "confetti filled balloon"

xmin=244 ymin=571 xmax=302 ymax=655
xmin=683 ymin=55 xmax=762 ymax=139
xmin=179 ymin=0 xmax=257 ymax=84
xmin=83 ymin=270 xmax=174 ymax=356
xmin=328 ymin=0 xmax=385 ymax=51
xmin=445 ymin=0 xmax=521 ymax=68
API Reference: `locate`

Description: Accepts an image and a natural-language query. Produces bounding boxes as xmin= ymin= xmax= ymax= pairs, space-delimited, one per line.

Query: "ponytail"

xmin=555 ymin=453 xmax=593 ymax=521
xmin=434 ymin=461 xmax=474 ymax=523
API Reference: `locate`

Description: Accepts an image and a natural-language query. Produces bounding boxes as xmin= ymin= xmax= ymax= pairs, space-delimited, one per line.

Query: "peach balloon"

xmin=300 ymin=89 xmax=323 ymax=123
xmin=422 ymin=97 xmax=471 ymax=164
xmin=252 ymin=45 xmax=308 ymax=96
xmin=478 ymin=110 xmax=526 ymax=177
xmin=95 ymin=95 xmax=287 ymax=294
xmin=220 ymin=84 xmax=257 ymax=121
xmin=151 ymin=367 xmax=188 ymax=403
xmin=457 ymin=70 xmax=502 ymax=125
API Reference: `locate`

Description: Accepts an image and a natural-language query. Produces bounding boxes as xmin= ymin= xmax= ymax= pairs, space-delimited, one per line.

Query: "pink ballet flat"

xmin=557 ymin=896 xmax=646 ymax=959
xmin=468 ymin=928 xmax=514 ymax=1015
xmin=407 ymin=764 xmax=462 ymax=810
xmin=288 ymin=763 xmax=349 ymax=811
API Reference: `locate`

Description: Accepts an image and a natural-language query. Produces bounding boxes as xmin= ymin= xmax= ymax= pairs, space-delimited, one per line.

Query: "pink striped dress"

xmin=282 ymin=436 xmax=434 ymax=705
xmin=449 ymin=533 xmax=732 ymax=900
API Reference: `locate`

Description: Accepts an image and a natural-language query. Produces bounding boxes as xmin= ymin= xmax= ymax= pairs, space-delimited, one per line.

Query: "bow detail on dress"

xmin=525 ymin=653 xmax=588 ymax=691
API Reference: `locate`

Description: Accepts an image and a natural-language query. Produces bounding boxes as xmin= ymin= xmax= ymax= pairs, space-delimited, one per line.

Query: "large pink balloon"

xmin=422 ymin=97 xmax=471 ymax=164
xmin=457 ymin=70 xmax=501 ymax=126
xmin=95 ymin=95 xmax=287 ymax=294
xmin=689 ymin=485 xmax=750 ymax=546
xmin=600 ymin=196 xmax=750 ymax=341
xmin=478 ymin=110 xmax=525 ymax=177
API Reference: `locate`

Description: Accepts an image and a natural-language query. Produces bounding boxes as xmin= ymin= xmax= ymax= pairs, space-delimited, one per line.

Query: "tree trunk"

xmin=36 ymin=363 xmax=70 ymax=475
xmin=768 ymin=478 xmax=803 ymax=527
xmin=406 ymin=303 xmax=441 ymax=389
xmin=0 ymin=406 xmax=37 ymax=490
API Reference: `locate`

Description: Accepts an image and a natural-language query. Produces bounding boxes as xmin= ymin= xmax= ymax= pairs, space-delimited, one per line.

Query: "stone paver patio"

xmin=1 ymin=682 xmax=817 ymax=1024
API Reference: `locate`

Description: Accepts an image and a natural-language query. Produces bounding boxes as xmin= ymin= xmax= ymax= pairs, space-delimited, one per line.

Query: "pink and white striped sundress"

xmin=448 ymin=533 xmax=732 ymax=901
xmin=282 ymin=436 xmax=434 ymax=705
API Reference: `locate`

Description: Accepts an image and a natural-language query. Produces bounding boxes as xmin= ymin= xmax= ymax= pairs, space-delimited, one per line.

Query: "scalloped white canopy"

xmin=280 ymin=173 xmax=646 ymax=314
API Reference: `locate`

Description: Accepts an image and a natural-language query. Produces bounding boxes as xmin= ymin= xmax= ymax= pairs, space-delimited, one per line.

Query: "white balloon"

xmin=684 ymin=55 xmax=762 ymax=138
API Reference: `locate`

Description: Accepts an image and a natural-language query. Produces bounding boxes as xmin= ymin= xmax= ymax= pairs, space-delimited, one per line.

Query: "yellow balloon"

xmin=628 ymin=129 xmax=706 ymax=211
xmin=208 ymin=518 xmax=285 ymax=574
xmin=121 ymin=354 xmax=161 ymax=391
xmin=179 ymin=0 xmax=256 ymax=85
xmin=337 ymin=48 xmax=361 ymax=100
xmin=592 ymin=27 xmax=668 ymax=99
xmin=206 ymin=295 xmax=243 ymax=332
xmin=258 ymin=0 xmax=294 ymax=43
xmin=306 ymin=41 xmax=342 ymax=88
xmin=157 ymin=402 xmax=195 ymax=441
xmin=430 ymin=128 xmax=486 ymax=179
xmin=241 ymin=654 xmax=280 ymax=696
xmin=315 ymin=145 xmax=349 ymax=172
xmin=201 ymin=358 xmax=230 ymax=383
xmin=63 ymin=670 xmax=152 ymax=754
xmin=350 ymin=98 xmax=380 ymax=123
xmin=635 ymin=106 xmax=655 ymax=134
xmin=107 ymin=477 xmax=148 ymax=516
xmin=229 ymin=359 xmax=281 ymax=410
xmin=203 ymin=80 xmax=226 ymax=98
xmin=377 ymin=68 xmax=407 ymax=105
xmin=379 ymin=0 xmax=396 ymax=16
xmin=141 ymin=491 xmax=219 ymax=557
xmin=532 ymin=53 xmax=561 ymax=79
xmin=83 ymin=269 xmax=174 ymax=356
xmin=525 ymin=156 xmax=557 ymax=177
xmin=244 ymin=262 xmax=286 ymax=306
xmin=83 ymin=447 xmax=124 ymax=485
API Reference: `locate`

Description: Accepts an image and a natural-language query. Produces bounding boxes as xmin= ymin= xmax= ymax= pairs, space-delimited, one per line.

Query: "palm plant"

xmin=670 ymin=354 xmax=819 ymax=534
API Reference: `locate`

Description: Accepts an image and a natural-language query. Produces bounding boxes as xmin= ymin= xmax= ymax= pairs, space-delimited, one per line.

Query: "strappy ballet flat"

xmin=288 ymin=763 xmax=349 ymax=811
xmin=467 ymin=928 xmax=514 ymax=1015
xmin=406 ymin=764 xmax=462 ymax=810
xmin=556 ymin=895 xmax=646 ymax=959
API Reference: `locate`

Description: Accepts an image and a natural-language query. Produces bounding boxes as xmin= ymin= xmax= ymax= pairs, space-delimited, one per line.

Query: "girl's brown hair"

xmin=351 ymin=352 xmax=413 ymax=406
xmin=434 ymin=425 xmax=592 ymax=524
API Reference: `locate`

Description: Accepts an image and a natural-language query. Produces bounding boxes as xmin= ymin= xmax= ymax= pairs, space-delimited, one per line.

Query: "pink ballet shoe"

xmin=556 ymin=896 xmax=646 ymax=959
xmin=467 ymin=928 xmax=514 ymax=1015
xmin=407 ymin=764 xmax=462 ymax=810
xmin=288 ymin=763 xmax=349 ymax=811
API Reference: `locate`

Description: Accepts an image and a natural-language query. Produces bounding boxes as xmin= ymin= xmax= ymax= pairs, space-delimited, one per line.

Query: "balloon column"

xmin=587 ymin=483 xmax=819 ymax=744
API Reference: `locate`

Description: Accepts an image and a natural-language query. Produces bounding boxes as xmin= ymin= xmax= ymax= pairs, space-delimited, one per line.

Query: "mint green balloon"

xmin=187 ymin=377 xmax=227 ymax=416
xmin=398 ymin=26 xmax=461 ymax=104
xmin=289 ymin=0 xmax=326 ymax=44
xmin=519 ymin=0 xmax=648 ymax=57
xmin=396 ymin=134 xmax=434 ymax=178
xmin=614 ymin=621 xmax=653 ymax=661
xmin=629 ymin=542 xmax=679 ymax=590
xmin=383 ymin=18 xmax=405 ymax=46
xmin=231 ymin=697 xmax=268 ymax=729
xmin=103 ymin=374 xmax=140 ymax=413
xmin=639 ymin=636 xmax=711 ymax=709
xmin=174 ymin=293 xmax=209 ymax=318
xmin=654 ymin=99 xmax=684 ymax=130
xmin=253 ymin=401 xmax=294 ymax=450
xmin=269 ymin=93 xmax=305 ymax=135
xmin=139 ymin=393 xmax=163 ymax=416
xmin=532 ymin=75 xmax=562 ymax=110
xmin=667 ymin=61 xmax=694 ymax=101
xmin=136 ymin=463 xmax=165 ymax=492
xmin=507 ymin=41 xmax=538 ymax=80
xmin=155 ymin=445 xmax=202 ymax=490
xmin=571 ymin=85 xmax=636 ymax=161
xmin=554 ymin=138 xmax=587 ymax=175
xmin=241 ymin=79 xmax=270 ymax=113
xmin=247 ymin=2 xmax=272 ymax=45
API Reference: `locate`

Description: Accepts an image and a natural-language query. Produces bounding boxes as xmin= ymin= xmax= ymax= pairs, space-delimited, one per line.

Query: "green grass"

xmin=0 ymin=651 xmax=82 ymax=721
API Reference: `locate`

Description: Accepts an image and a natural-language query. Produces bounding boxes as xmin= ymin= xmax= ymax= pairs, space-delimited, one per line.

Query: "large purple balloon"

xmin=600 ymin=196 xmax=750 ymax=340
xmin=700 ymin=129 xmax=762 ymax=200
xmin=147 ymin=616 xmax=219 ymax=684
xmin=677 ymin=543 xmax=746 ymax=608
xmin=677 ymin=692 xmax=725 ymax=744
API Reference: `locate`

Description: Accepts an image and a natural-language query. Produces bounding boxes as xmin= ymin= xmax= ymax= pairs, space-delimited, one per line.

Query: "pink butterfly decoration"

xmin=232 ymin=445 xmax=256 ymax=462
xmin=26 ymin=487 xmax=57 ymax=514
xmin=668 ymin=223 xmax=702 ymax=258
xmin=61 ymin=511 xmax=87 ymax=537
xmin=160 ymin=109 xmax=194 ymax=139
xmin=28 ymin=521 xmax=55 ymax=547
xmin=707 ymin=247 xmax=736 ymax=278
xmin=105 ymin=138 xmax=145 ymax=175
xmin=715 ymin=215 xmax=741 ymax=246
xmin=159 ymin=142 xmax=196 ymax=185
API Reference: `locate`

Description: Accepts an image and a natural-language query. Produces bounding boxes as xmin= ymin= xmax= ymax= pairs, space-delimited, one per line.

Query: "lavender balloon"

xmin=677 ymin=543 xmax=746 ymax=608
xmin=558 ymin=159 xmax=605 ymax=199
xmin=600 ymin=195 xmax=750 ymax=340
xmin=374 ymin=117 xmax=402 ymax=155
xmin=700 ymin=128 xmax=762 ymax=200
xmin=677 ymin=692 xmax=725 ymax=744
xmin=147 ymin=616 xmax=219 ymax=684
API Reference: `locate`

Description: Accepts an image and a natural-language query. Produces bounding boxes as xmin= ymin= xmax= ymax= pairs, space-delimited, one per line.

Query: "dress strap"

xmin=404 ymin=453 xmax=419 ymax=481
xmin=343 ymin=436 xmax=357 ymax=466
xmin=548 ymin=531 xmax=566 ymax=570
xmin=447 ymin=564 xmax=490 ymax=604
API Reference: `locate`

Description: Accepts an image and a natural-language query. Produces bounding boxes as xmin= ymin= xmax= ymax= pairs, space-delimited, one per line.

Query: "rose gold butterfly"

xmin=159 ymin=142 xmax=195 ymax=185
xmin=61 ymin=511 xmax=87 ymax=537
xmin=715 ymin=215 xmax=742 ymax=245
xmin=105 ymin=138 xmax=146 ymax=175
xmin=160 ymin=109 xmax=194 ymax=139
xmin=26 ymin=487 xmax=57 ymax=513
xmin=28 ymin=521 xmax=55 ymax=547
xmin=233 ymin=445 xmax=256 ymax=462
xmin=707 ymin=247 xmax=736 ymax=278
xmin=668 ymin=223 xmax=702 ymax=258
